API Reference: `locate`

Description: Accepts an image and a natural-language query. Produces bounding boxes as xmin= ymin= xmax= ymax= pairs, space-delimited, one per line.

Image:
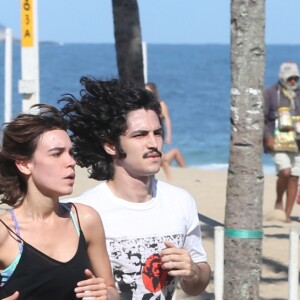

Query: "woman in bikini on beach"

xmin=145 ymin=82 xmax=186 ymax=182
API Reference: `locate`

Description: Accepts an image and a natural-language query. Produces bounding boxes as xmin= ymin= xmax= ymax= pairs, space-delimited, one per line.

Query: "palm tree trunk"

xmin=224 ymin=1 xmax=265 ymax=299
xmin=112 ymin=0 xmax=144 ymax=87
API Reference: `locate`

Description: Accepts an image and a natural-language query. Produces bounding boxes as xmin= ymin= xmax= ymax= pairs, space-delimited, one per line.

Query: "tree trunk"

xmin=112 ymin=0 xmax=144 ymax=87
xmin=224 ymin=1 xmax=265 ymax=299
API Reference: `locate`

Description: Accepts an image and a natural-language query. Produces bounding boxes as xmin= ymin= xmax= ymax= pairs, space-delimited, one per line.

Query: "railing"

xmin=214 ymin=226 xmax=299 ymax=300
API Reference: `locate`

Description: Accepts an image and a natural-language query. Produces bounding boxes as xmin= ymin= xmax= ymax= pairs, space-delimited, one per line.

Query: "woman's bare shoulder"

xmin=0 ymin=210 xmax=12 ymax=245
xmin=69 ymin=202 xmax=102 ymax=225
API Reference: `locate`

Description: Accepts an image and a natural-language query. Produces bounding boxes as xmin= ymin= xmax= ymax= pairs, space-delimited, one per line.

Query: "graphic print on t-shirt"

xmin=142 ymin=253 xmax=167 ymax=293
xmin=108 ymin=234 xmax=184 ymax=300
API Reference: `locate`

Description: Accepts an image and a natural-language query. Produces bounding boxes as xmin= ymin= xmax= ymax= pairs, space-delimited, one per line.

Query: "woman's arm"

xmin=74 ymin=204 xmax=119 ymax=300
xmin=2 ymin=291 xmax=20 ymax=300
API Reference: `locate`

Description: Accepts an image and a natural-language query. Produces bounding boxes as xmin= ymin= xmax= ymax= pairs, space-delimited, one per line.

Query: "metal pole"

xmin=288 ymin=229 xmax=299 ymax=300
xmin=142 ymin=41 xmax=148 ymax=84
xmin=4 ymin=28 xmax=13 ymax=122
xmin=19 ymin=0 xmax=40 ymax=112
xmin=214 ymin=226 xmax=224 ymax=300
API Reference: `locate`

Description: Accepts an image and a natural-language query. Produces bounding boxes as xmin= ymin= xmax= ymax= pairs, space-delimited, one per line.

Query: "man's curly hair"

xmin=59 ymin=77 xmax=162 ymax=181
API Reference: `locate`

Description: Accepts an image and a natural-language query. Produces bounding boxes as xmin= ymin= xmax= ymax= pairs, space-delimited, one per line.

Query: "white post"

xmin=18 ymin=0 xmax=40 ymax=112
xmin=288 ymin=229 xmax=299 ymax=300
xmin=4 ymin=28 xmax=13 ymax=122
xmin=142 ymin=41 xmax=148 ymax=83
xmin=214 ymin=226 xmax=224 ymax=300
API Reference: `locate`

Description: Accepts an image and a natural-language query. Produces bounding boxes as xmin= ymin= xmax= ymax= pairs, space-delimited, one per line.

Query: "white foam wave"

xmin=189 ymin=163 xmax=275 ymax=175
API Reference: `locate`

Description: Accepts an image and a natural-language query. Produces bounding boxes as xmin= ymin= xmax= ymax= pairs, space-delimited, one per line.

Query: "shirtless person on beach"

xmin=145 ymin=82 xmax=186 ymax=182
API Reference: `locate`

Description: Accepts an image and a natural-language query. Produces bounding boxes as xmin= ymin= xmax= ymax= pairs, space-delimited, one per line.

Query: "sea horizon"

xmin=1 ymin=43 xmax=300 ymax=172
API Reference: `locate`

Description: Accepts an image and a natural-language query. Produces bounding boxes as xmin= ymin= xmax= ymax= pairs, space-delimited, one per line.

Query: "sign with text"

xmin=21 ymin=0 xmax=33 ymax=47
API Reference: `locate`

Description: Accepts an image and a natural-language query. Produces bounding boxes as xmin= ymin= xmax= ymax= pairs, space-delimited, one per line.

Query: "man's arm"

xmin=179 ymin=261 xmax=211 ymax=295
xmin=263 ymin=88 xmax=276 ymax=152
xmin=160 ymin=241 xmax=211 ymax=296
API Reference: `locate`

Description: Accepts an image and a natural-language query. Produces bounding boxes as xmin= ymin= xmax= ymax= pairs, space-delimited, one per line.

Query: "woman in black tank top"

xmin=0 ymin=105 xmax=119 ymax=300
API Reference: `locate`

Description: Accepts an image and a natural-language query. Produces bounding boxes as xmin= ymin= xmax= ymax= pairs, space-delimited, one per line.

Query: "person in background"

xmin=0 ymin=104 xmax=119 ymax=300
xmin=145 ymin=82 xmax=186 ymax=182
xmin=264 ymin=61 xmax=300 ymax=222
xmin=59 ymin=77 xmax=211 ymax=299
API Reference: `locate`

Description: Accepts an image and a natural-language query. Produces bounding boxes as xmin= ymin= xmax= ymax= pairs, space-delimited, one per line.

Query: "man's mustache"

xmin=143 ymin=148 xmax=162 ymax=158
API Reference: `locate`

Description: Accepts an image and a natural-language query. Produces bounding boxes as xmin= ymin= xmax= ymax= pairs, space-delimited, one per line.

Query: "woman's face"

xmin=25 ymin=129 xmax=76 ymax=198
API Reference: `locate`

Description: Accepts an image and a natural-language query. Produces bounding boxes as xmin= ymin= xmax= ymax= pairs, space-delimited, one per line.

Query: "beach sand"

xmin=158 ymin=167 xmax=300 ymax=300
xmin=1 ymin=166 xmax=300 ymax=299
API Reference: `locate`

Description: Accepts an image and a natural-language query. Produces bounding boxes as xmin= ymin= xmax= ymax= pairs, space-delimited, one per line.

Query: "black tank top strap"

xmin=70 ymin=202 xmax=82 ymax=231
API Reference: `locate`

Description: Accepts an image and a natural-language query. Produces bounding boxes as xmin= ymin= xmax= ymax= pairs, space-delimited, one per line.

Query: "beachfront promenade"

xmin=1 ymin=166 xmax=300 ymax=299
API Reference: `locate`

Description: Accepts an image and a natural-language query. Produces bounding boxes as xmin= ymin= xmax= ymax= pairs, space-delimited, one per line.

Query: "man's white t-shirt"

xmin=72 ymin=179 xmax=207 ymax=300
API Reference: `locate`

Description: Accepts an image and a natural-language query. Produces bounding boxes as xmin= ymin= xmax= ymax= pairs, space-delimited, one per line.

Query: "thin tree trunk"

xmin=112 ymin=0 xmax=144 ymax=87
xmin=224 ymin=1 xmax=265 ymax=299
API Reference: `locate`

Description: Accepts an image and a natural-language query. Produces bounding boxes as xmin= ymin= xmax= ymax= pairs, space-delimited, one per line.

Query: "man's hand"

xmin=160 ymin=240 xmax=211 ymax=296
xmin=160 ymin=240 xmax=194 ymax=277
xmin=75 ymin=269 xmax=109 ymax=300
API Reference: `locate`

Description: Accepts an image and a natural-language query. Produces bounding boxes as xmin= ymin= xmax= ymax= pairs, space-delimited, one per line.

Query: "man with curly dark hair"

xmin=60 ymin=77 xmax=211 ymax=299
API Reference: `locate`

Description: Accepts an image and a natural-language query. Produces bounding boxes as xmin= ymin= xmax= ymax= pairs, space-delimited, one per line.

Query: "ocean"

xmin=1 ymin=43 xmax=300 ymax=173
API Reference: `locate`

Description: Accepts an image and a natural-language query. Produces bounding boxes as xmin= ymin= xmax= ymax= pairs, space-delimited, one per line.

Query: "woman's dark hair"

xmin=59 ymin=77 xmax=162 ymax=181
xmin=0 ymin=104 xmax=67 ymax=206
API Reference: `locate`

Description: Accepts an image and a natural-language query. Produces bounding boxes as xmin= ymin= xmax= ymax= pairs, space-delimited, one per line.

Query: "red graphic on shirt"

xmin=142 ymin=253 xmax=168 ymax=293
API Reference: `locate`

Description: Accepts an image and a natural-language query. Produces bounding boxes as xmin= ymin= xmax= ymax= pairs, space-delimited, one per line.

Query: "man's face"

xmin=116 ymin=109 xmax=163 ymax=179
xmin=286 ymin=76 xmax=299 ymax=90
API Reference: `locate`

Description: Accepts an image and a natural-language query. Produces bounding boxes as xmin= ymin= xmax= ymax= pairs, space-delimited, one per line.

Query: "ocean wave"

xmin=190 ymin=163 xmax=228 ymax=170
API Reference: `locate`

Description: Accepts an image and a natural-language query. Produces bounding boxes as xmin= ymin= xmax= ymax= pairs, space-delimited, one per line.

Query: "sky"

xmin=0 ymin=0 xmax=300 ymax=45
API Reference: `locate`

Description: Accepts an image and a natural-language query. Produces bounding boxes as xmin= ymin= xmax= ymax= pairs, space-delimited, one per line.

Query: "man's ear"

xmin=103 ymin=142 xmax=116 ymax=155
xmin=15 ymin=160 xmax=32 ymax=176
